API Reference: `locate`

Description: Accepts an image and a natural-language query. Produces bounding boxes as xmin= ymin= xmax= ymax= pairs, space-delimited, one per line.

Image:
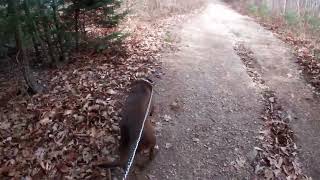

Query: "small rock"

xmin=0 ymin=121 xmax=11 ymax=130
xmin=39 ymin=117 xmax=51 ymax=125
xmin=171 ymin=101 xmax=178 ymax=107
xmin=102 ymin=111 xmax=108 ymax=119
xmin=107 ymin=89 xmax=117 ymax=95
xmin=52 ymin=123 xmax=59 ymax=131
xmin=268 ymin=97 xmax=275 ymax=103
xmin=88 ymin=104 xmax=100 ymax=111
xmin=22 ymin=149 xmax=31 ymax=158
xmin=165 ymin=143 xmax=172 ymax=149
xmin=264 ymin=169 xmax=274 ymax=179
xmin=170 ymin=101 xmax=180 ymax=111
xmin=107 ymin=156 xmax=116 ymax=162
xmin=82 ymin=148 xmax=92 ymax=163
xmin=101 ymin=147 xmax=110 ymax=155
xmin=96 ymin=99 xmax=108 ymax=106
xmin=105 ymin=136 xmax=116 ymax=144
xmin=236 ymin=156 xmax=246 ymax=168
xmin=192 ymin=138 xmax=200 ymax=143
xmin=74 ymin=114 xmax=85 ymax=121
xmin=111 ymin=124 xmax=120 ymax=131
xmin=4 ymin=137 xmax=12 ymax=142
xmin=163 ymin=115 xmax=172 ymax=122
xmin=63 ymin=110 xmax=73 ymax=115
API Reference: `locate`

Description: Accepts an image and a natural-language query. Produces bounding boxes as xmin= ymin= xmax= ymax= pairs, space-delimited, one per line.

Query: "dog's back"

xmin=121 ymin=79 xmax=153 ymax=139
xmin=118 ymin=79 xmax=153 ymax=164
xmin=98 ymin=79 xmax=155 ymax=169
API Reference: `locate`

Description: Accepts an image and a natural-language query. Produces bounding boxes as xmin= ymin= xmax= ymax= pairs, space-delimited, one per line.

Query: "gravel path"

xmin=136 ymin=1 xmax=320 ymax=179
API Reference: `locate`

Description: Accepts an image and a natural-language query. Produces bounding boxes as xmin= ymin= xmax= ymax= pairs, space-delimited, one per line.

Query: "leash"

xmin=122 ymin=80 xmax=154 ymax=180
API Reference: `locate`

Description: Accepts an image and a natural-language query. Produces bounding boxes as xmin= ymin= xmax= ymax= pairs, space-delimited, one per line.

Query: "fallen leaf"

xmin=163 ymin=114 xmax=172 ymax=122
xmin=107 ymin=89 xmax=117 ymax=95
xmin=39 ymin=117 xmax=51 ymax=125
xmin=165 ymin=143 xmax=172 ymax=149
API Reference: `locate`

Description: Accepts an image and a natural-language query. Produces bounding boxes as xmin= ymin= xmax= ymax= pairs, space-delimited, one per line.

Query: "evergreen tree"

xmin=0 ymin=0 xmax=125 ymax=94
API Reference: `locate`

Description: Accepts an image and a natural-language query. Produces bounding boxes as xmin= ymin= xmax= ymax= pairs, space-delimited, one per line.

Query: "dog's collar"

xmin=137 ymin=77 xmax=154 ymax=85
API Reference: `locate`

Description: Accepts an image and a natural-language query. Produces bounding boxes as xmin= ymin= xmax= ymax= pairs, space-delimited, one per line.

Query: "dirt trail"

xmin=136 ymin=1 xmax=320 ymax=179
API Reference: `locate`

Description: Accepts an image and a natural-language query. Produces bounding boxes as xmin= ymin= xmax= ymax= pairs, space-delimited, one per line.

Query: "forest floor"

xmin=0 ymin=4 xmax=169 ymax=180
xmin=1 ymin=0 xmax=320 ymax=179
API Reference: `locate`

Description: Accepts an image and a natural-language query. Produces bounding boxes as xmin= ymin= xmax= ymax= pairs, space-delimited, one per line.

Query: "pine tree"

xmin=7 ymin=0 xmax=43 ymax=94
xmin=0 ymin=0 xmax=125 ymax=94
xmin=63 ymin=0 xmax=127 ymax=51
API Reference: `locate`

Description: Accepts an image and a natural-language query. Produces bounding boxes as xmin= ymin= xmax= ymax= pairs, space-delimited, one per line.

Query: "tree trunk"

xmin=37 ymin=0 xmax=58 ymax=67
xmin=283 ymin=0 xmax=288 ymax=14
xmin=52 ymin=0 xmax=67 ymax=62
xmin=74 ymin=6 xmax=80 ymax=51
xmin=8 ymin=0 xmax=42 ymax=94
xmin=23 ymin=0 xmax=42 ymax=62
xmin=297 ymin=0 xmax=301 ymax=17
xmin=31 ymin=36 xmax=41 ymax=62
xmin=81 ymin=10 xmax=87 ymax=38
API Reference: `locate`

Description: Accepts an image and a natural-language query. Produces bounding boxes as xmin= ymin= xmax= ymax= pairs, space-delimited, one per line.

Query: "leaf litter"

xmin=234 ymin=43 xmax=311 ymax=180
xmin=0 ymin=12 xmax=186 ymax=179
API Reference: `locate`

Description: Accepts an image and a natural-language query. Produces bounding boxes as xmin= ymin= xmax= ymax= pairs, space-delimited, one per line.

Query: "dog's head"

xmin=130 ymin=78 xmax=154 ymax=93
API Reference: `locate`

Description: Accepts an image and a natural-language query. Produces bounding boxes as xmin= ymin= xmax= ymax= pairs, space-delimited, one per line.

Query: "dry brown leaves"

xmin=234 ymin=43 xmax=265 ymax=86
xmin=234 ymin=44 xmax=310 ymax=180
xmin=255 ymin=18 xmax=320 ymax=95
xmin=0 ymin=15 xmax=170 ymax=179
xmin=254 ymin=91 xmax=311 ymax=180
xmin=257 ymin=22 xmax=320 ymax=94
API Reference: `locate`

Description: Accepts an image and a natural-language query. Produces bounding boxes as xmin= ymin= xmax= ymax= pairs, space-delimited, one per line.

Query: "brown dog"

xmin=98 ymin=79 xmax=156 ymax=169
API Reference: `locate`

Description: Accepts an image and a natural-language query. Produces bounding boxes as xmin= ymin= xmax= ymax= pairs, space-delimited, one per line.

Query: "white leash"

xmin=122 ymin=83 xmax=154 ymax=180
